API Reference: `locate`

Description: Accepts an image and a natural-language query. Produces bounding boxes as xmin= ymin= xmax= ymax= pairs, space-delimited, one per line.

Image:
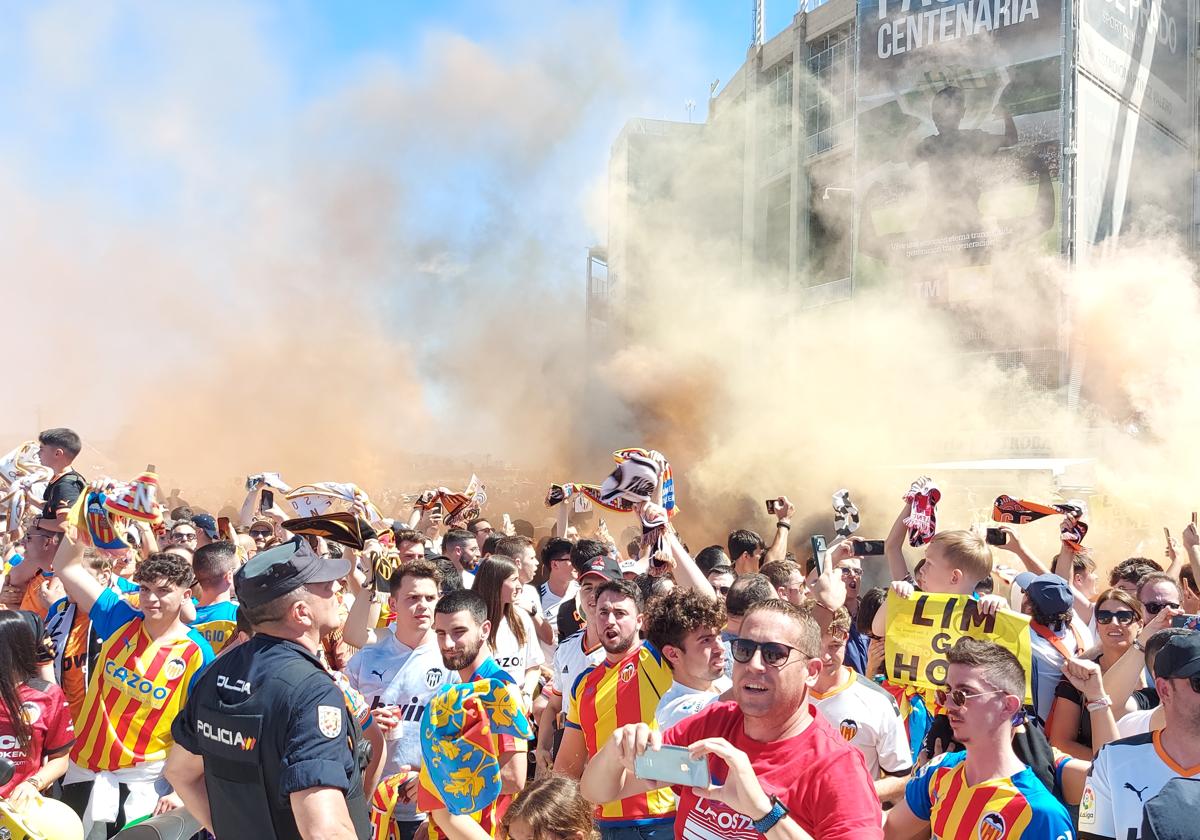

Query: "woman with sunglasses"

xmin=1047 ymin=588 xmax=1143 ymax=760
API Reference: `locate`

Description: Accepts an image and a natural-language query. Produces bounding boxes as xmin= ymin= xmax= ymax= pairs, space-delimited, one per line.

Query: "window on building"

xmin=761 ymin=60 xmax=793 ymax=177
xmin=804 ymin=27 xmax=855 ymax=157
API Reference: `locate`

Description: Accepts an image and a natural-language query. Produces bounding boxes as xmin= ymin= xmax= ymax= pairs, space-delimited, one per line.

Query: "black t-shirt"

xmin=1053 ymin=654 xmax=1104 ymax=748
xmin=556 ymin=596 xmax=585 ymax=640
xmin=1132 ymin=686 xmax=1160 ymax=710
xmin=40 ymin=470 xmax=85 ymax=523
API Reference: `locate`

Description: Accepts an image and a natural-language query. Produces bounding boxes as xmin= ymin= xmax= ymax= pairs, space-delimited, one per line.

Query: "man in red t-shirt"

xmin=580 ymin=598 xmax=883 ymax=839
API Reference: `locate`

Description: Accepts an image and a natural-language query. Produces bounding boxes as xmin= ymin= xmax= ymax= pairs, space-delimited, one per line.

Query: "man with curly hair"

xmin=53 ymin=538 xmax=213 ymax=835
xmin=645 ymin=588 xmax=731 ymax=729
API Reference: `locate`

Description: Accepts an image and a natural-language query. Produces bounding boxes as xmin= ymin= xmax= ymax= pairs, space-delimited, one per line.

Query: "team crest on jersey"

xmin=977 ymin=812 xmax=1005 ymax=840
xmin=838 ymin=719 xmax=858 ymax=741
xmin=318 ymin=705 xmax=343 ymax=738
xmin=425 ymin=668 xmax=443 ymax=689
xmin=20 ymin=702 xmax=40 ymax=724
xmin=619 ymin=662 xmax=636 ymax=683
xmin=163 ymin=658 xmax=188 ymax=680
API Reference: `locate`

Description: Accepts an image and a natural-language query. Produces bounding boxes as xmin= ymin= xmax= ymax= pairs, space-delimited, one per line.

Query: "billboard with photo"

xmin=1074 ymin=73 xmax=1192 ymax=260
xmin=855 ymin=0 xmax=1065 ymax=300
xmin=1078 ymin=0 xmax=1190 ymax=140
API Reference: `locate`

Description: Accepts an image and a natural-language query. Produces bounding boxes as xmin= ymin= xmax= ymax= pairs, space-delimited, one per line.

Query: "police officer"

xmin=165 ymin=536 xmax=372 ymax=840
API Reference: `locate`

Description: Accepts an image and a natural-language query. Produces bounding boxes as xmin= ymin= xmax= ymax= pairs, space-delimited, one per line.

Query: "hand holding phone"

xmin=810 ymin=535 xmax=828 ymax=575
xmin=852 ymin=540 xmax=886 ymax=557
xmin=766 ymin=499 xmax=778 ymax=515
xmin=260 ymin=489 xmax=275 ymax=513
xmin=985 ymin=528 xmax=1008 ymax=547
xmin=635 ymin=745 xmax=708 ymax=788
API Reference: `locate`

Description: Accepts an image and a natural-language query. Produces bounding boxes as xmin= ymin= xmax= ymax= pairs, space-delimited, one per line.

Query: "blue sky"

xmin=0 ymin=0 xmax=802 ymax=442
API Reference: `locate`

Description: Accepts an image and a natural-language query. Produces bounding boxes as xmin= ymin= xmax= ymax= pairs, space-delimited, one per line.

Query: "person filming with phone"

xmin=580 ymin=598 xmax=883 ymax=839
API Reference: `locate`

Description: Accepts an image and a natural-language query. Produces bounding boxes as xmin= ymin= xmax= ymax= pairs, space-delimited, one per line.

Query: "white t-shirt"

xmin=656 ymin=677 xmax=732 ymax=730
xmin=1029 ymin=621 xmax=1085 ymax=721
xmin=811 ymin=668 xmax=912 ymax=779
xmin=343 ymin=630 xmax=450 ymax=822
xmin=492 ymin=610 xmax=543 ymax=688
xmin=1115 ymin=707 xmax=1157 ymax=739
xmin=551 ymin=628 xmax=605 ymax=721
xmin=537 ymin=579 xmax=577 ymax=662
xmin=1079 ymin=730 xmax=1197 ymax=838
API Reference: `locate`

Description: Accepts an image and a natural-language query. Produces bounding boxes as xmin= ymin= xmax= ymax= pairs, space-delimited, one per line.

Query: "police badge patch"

xmin=318 ymin=705 xmax=343 ymax=738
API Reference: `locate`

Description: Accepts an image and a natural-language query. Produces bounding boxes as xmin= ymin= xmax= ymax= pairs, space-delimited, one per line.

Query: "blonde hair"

xmin=930 ymin=530 xmax=993 ymax=586
xmin=501 ymin=776 xmax=597 ymax=840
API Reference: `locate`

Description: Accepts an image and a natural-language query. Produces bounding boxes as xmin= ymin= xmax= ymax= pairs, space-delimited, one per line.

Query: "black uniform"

xmin=172 ymin=633 xmax=371 ymax=840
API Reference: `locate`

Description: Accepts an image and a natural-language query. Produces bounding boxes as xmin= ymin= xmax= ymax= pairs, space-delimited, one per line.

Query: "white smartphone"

xmin=634 ymin=745 xmax=708 ymax=788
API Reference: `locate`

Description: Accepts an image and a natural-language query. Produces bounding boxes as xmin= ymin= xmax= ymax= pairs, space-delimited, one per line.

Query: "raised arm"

xmin=51 ymin=532 xmax=105 ymax=615
xmin=884 ymin=501 xmax=912 ymax=584
xmin=661 ymin=519 xmax=714 ymax=600
xmin=761 ymin=496 xmax=794 ymax=567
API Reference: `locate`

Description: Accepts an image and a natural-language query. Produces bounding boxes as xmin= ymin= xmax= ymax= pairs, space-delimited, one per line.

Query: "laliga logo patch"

xmin=978 ymin=812 xmax=1005 ymax=840
xmin=318 ymin=705 xmax=343 ymax=738
xmin=20 ymin=701 xmax=40 ymax=724
xmin=164 ymin=658 xmax=188 ymax=681
xmin=838 ymin=719 xmax=858 ymax=741
xmin=619 ymin=662 xmax=636 ymax=683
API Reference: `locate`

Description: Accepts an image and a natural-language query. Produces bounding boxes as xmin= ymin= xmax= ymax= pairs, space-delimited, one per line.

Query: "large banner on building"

xmin=855 ymin=0 xmax=1065 ymax=299
xmin=1078 ymin=0 xmax=1189 ymax=140
xmin=1075 ymin=73 xmax=1192 ymax=259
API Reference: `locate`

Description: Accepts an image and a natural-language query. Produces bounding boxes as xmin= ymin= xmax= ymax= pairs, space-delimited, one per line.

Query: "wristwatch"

xmin=1132 ymin=639 xmax=1146 ymax=652
xmin=751 ymin=795 xmax=789 ymax=835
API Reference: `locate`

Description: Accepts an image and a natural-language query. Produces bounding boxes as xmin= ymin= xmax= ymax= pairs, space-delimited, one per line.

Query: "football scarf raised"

xmin=546 ymin=448 xmax=677 ymax=517
xmin=833 ymin=489 xmax=860 ymax=537
xmin=992 ymin=495 xmax=1088 ymax=550
xmin=903 ymin=477 xmax=940 ymax=547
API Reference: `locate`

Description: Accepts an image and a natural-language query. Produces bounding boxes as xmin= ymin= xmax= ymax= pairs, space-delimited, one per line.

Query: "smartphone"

xmin=766 ymin=499 xmax=778 ymax=515
xmin=634 ymin=745 xmax=708 ymax=788
xmin=1171 ymin=614 xmax=1200 ymax=630
xmin=217 ymin=516 xmax=231 ymax=536
xmin=852 ymin=540 xmax=886 ymax=557
xmin=260 ymin=489 xmax=274 ymax=513
xmin=810 ymin=535 xmax=827 ymax=575
xmin=985 ymin=528 xmax=1008 ymax=547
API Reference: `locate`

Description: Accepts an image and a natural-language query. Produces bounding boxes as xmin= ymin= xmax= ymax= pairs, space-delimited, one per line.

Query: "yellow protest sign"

xmin=884 ymin=591 xmax=1033 ymax=704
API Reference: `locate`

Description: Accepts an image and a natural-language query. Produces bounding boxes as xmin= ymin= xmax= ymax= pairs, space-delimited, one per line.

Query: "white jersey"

xmin=552 ymin=628 xmax=605 ymax=721
xmin=492 ymin=610 xmax=543 ymax=689
xmin=344 ymin=630 xmax=450 ymax=822
xmin=1079 ymin=729 xmax=1198 ymax=839
xmin=1029 ymin=622 xmax=1084 ymax=721
xmin=811 ymin=668 xmax=912 ymax=778
xmin=656 ymin=677 xmax=731 ymax=731
xmin=537 ymin=579 xmax=577 ymax=662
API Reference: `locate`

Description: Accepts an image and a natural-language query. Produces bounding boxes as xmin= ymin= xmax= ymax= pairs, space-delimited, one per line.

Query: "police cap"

xmin=234 ymin=536 xmax=352 ymax=608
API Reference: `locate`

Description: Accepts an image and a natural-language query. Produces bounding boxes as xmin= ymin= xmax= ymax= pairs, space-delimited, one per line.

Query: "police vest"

xmin=190 ymin=646 xmax=371 ymax=840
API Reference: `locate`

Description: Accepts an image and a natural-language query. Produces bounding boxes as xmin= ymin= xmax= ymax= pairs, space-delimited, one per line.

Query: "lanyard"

xmin=1031 ymin=620 xmax=1083 ymax=660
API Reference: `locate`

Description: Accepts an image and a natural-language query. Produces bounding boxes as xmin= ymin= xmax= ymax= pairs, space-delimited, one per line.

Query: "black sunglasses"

xmin=1144 ymin=602 xmax=1180 ymax=616
xmin=1096 ymin=609 xmax=1138 ymax=625
xmin=730 ymin=638 xmax=798 ymax=668
xmin=1189 ymin=675 xmax=1200 ymax=694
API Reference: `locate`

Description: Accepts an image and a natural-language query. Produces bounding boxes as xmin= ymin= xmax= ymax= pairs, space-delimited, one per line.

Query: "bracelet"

xmin=27 ymin=775 xmax=42 ymax=791
xmin=1085 ymin=695 xmax=1112 ymax=712
xmin=1132 ymin=639 xmax=1146 ymax=652
xmin=776 ymin=521 xmax=791 ymax=530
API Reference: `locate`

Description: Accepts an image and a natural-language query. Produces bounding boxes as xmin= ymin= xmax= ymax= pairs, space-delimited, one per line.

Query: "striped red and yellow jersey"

xmin=566 ymin=640 xmax=675 ymax=825
xmin=906 ymin=750 xmax=1073 ymax=839
xmin=71 ymin=589 xmax=213 ymax=772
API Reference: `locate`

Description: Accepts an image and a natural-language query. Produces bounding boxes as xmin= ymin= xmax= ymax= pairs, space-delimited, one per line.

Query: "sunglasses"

xmin=1144 ymin=602 xmax=1180 ymax=616
xmin=250 ymin=530 xmax=272 ymax=539
xmin=935 ymin=686 xmax=1007 ymax=707
xmin=1096 ymin=609 xmax=1138 ymax=625
xmin=839 ymin=567 xmax=862 ymax=577
xmin=173 ymin=533 xmax=197 ymax=541
xmin=1189 ymin=676 xmax=1200 ymax=694
xmin=730 ymin=638 xmax=798 ymax=668
xmin=714 ymin=585 xmax=731 ymax=596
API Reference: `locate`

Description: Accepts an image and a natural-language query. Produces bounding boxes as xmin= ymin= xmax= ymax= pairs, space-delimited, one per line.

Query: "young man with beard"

xmin=884 ymin=638 xmax=1072 ymax=839
xmin=807 ymin=604 xmax=912 ymax=806
xmin=444 ymin=529 xmax=482 ymax=588
xmin=534 ymin=550 xmax=615 ymax=773
xmin=54 ymin=536 xmax=213 ymax=835
xmin=557 ymin=579 xmax=678 ymax=840
xmin=420 ymin=589 xmax=526 ymax=840
xmin=345 ymin=560 xmax=450 ymax=840
xmin=581 ymin=598 xmax=883 ymax=839
xmin=646 ymin=588 xmax=730 ymax=730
